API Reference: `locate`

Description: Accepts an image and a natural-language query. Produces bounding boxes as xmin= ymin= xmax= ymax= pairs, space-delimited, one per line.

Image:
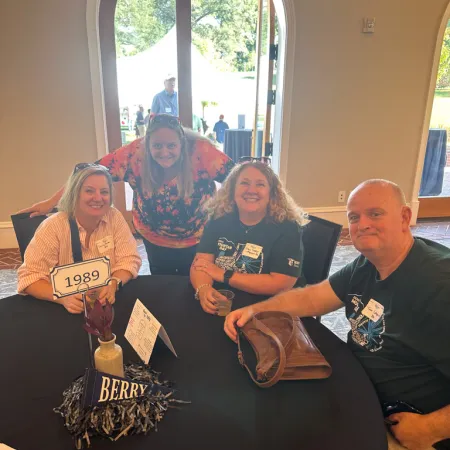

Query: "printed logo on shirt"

xmin=347 ymin=294 xmax=385 ymax=352
xmin=287 ymin=258 xmax=300 ymax=268
xmin=215 ymin=237 xmax=263 ymax=274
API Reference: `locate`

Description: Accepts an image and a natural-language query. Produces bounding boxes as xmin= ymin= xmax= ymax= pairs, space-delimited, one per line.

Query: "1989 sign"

xmin=65 ymin=271 xmax=100 ymax=288
xmin=51 ymin=257 xmax=110 ymax=298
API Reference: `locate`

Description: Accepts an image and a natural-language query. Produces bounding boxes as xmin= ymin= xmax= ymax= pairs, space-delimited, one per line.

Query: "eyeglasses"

xmin=150 ymin=114 xmax=181 ymax=128
xmin=238 ymin=156 xmax=271 ymax=165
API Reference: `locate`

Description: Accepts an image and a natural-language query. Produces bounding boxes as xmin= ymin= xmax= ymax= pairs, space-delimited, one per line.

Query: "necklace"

xmin=239 ymin=221 xmax=257 ymax=234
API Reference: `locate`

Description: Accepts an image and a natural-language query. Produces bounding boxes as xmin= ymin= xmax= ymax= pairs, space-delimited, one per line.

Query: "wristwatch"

xmin=109 ymin=277 xmax=123 ymax=292
xmin=223 ymin=270 xmax=234 ymax=286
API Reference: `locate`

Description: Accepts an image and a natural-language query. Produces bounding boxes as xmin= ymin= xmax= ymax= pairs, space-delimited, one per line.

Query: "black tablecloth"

xmin=0 ymin=276 xmax=387 ymax=450
xmin=419 ymin=128 xmax=447 ymax=196
xmin=224 ymin=129 xmax=252 ymax=161
xmin=223 ymin=129 xmax=264 ymax=162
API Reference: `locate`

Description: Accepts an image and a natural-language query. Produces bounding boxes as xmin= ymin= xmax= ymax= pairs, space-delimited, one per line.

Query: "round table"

xmin=223 ymin=129 xmax=264 ymax=162
xmin=0 ymin=276 xmax=387 ymax=450
xmin=223 ymin=129 xmax=252 ymax=162
xmin=419 ymin=128 xmax=448 ymax=196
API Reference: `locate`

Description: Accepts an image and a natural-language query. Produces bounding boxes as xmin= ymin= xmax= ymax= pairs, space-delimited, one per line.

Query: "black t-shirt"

xmin=329 ymin=237 xmax=450 ymax=414
xmin=197 ymin=213 xmax=304 ymax=282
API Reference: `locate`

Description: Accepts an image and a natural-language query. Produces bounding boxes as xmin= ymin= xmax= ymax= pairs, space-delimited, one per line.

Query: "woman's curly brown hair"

xmin=204 ymin=161 xmax=308 ymax=225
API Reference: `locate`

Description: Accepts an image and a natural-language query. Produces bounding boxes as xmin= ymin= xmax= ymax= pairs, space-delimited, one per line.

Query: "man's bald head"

xmin=346 ymin=179 xmax=412 ymax=260
xmin=349 ymin=179 xmax=406 ymax=207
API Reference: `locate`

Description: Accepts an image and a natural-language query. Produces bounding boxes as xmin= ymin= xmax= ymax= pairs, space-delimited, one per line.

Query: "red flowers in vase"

xmin=83 ymin=299 xmax=114 ymax=342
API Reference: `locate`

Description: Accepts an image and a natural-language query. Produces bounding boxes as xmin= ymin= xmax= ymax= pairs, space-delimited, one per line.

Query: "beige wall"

xmin=285 ymin=0 xmax=448 ymax=207
xmin=0 ymin=0 xmax=448 ymax=224
xmin=0 ymin=0 xmax=97 ymax=222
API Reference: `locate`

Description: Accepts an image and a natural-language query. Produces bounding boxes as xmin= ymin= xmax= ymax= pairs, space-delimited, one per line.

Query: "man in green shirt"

xmin=225 ymin=179 xmax=450 ymax=450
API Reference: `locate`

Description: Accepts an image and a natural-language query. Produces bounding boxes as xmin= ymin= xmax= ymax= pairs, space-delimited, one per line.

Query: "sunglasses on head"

xmin=73 ymin=162 xmax=96 ymax=174
xmin=150 ymin=114 xmax=181 ymax=128
xmin=238 ymin=156 xmax=271 ymax=165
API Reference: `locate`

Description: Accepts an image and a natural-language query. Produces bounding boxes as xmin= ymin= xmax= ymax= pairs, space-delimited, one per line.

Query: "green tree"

xmin=437 ymin=21 xmax=450 ymax=89
xmin=191 ymin=0 xmax=258 ymax=71
xmin=115 ymin=0 xmax=259 ymax=72
xmin=115 ymin=0 xmax=172 ymax=56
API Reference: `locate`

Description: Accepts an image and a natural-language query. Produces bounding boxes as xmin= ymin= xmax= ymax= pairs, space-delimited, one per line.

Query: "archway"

xmin=413 ymin=2 xmax=450 ymax=219
xmin=87 ymin=0 xmax=295 ymax=192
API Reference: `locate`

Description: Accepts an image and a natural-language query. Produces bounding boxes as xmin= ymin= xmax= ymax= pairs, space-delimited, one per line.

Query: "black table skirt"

xmin=0 ymin=276 xmax=387 ymax=450
xmin=223 ymin=129 xmax=264 ymax=162
xmin=223 ymin=129 xmax=252 ymax=162
xmin=419 ymin=128 xmax=447 ymax=197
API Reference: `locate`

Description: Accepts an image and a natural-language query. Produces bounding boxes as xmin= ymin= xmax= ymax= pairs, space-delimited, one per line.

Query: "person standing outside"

xmin=144 ymin=108 xmax=151 ymax=130
xmin=213 ymin=115 xmax=229 ymax=144
xmin=136 ymin=105 xmax=145 ymax=138
xmin=151 ymin=75 xmax=178 ymax=117
xmin=192 ymin=113 xmax=203 ymax=134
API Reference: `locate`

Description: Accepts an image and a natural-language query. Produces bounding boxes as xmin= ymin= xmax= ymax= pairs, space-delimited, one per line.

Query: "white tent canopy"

xmin=116 ymin=27 xmax=273 ymax=130
xmin=116 ymin=27 xmax=222 ymax=113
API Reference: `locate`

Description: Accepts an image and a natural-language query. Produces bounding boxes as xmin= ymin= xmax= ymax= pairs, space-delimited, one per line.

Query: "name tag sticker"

xmin=362 ymin=299 xmax=384 ymax=322
xmin=242 ymin=243 xmax=263 ymax=259
xmin=96 ymin=235 xmax=114 ymax=253
xmin=125 ymin=299 xmax=177 ymax=364
xmin=50 ymin=257 xmax=111 ymax=298
xmin=165 ymin=107 xmax=172 ymax=113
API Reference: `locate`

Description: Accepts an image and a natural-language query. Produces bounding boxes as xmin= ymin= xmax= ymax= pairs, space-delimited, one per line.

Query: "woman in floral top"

xmin=21 ymin=114 xmax=234 ymax=275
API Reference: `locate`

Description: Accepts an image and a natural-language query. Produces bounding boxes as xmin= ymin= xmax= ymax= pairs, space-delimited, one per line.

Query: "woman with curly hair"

xmin=190 ymin=161 xmax=307 ymax=315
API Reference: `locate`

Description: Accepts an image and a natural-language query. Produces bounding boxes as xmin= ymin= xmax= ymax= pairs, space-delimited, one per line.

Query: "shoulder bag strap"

xmin=69 ymin=218 xmax=83 ymax=263
xmin=237 ymin=317 xmax=287 ymax=388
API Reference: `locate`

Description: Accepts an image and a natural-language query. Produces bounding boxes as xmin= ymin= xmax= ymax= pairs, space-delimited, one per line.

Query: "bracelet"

xmin=195 ymin=283 xmax=211 ymax=301
xmin=107 ymin=277 xmax=123 ymax=292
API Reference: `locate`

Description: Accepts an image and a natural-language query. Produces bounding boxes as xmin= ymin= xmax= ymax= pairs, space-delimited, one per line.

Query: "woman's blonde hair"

xmin=204 ymin=161 xmax=307 ymax=225
xmin=58 ymin=164 xmax=113 ymax=218
xmin=141 ymin=115 xmax=194 ymax=198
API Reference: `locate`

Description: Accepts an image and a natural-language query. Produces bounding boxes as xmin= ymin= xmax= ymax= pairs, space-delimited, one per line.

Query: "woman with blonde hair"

xmin=19 ymin=114 xmax=234 ymax=275
xmin=17 ymin=165 xmax=141 ymax=313
xmin=190 ymin=161 xmax=307 ymax=315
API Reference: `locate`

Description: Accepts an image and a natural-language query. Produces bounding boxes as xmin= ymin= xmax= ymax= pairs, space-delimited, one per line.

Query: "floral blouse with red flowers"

xmin=96 ymin=137 xmax=234 ymax=248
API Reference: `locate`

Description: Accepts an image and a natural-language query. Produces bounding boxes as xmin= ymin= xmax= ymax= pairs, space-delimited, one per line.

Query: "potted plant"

xmin=84 ymin=299 xmax=124 ymax=378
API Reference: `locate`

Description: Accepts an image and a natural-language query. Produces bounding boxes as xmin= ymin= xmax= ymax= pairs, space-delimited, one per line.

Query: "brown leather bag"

xmin=237 ymin=311 xmax=332 ymax=388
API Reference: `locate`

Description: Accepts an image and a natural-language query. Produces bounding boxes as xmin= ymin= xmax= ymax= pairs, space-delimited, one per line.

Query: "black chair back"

xmin=11 ymin=211 xmax=56 ymax=261
xmin=302 ymin=215 xmax=342 ymax=285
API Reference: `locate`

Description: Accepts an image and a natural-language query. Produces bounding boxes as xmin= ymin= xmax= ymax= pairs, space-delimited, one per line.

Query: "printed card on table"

xmin=125 ymin=299 xmax=177 ymax=364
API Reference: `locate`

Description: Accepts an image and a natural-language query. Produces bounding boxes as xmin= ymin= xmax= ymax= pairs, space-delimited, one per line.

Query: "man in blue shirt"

xmin=213 ymin=115 xmax=229 ymax=144
xmin=151 ymin=75 xmax=178 ymax=116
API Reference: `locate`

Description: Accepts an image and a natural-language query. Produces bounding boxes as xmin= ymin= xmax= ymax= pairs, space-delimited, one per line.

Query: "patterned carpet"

xmin=0 ymin=249 xmax=22 ymax=270
xmin=2 ymin=220 xmax=450 ymax=341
